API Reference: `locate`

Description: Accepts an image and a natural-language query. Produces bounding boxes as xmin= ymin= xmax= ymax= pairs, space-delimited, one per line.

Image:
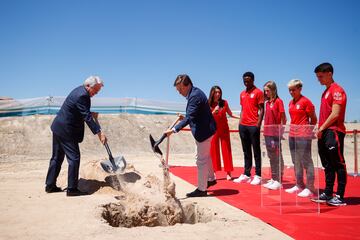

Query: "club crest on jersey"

xmin=296 ymin=104 xmax=300 ymax=110
xmin=250 ymin=93 xmax=255 ymax=98
xmin=325 ymin=92 xmax=330 ymax=99
xmin=334 ymin=92 xmax=342 ymax=101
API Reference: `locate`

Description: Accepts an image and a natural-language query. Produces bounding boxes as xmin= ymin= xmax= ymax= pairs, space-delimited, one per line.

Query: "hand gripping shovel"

xmin=149 ymin=116 xmax=181 ymax=156
xmin=100 ymin=142 xmax=127 ymax=173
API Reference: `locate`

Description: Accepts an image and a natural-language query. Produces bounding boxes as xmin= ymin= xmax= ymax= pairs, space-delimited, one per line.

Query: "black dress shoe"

xmin=207 ymin=180 xmax=217 ymax=188
xmin=66 ymin=188 xmax=88 ymax=197
xmin=45 ymin=185 xmax=62 ymax=193
xmin=186 ymin=188 xmax=207 ymax=198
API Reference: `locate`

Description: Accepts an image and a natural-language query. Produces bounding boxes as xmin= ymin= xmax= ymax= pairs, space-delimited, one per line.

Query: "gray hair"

xmin=287 ymin=79 xmax=303 ymax=89
xmin=83 ymin=76 xmax=104 ymax=87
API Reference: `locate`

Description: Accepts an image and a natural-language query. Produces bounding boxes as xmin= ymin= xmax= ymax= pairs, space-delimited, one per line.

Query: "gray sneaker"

xmin=311 ymin=192 xmax=332 ymax=203
xmin=327 ymin=195 xmax=347 ymax=206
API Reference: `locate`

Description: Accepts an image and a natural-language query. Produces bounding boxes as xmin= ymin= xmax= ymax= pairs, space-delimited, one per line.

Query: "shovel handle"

xmin=169 ymin=115 xmax=181 ymax=130
xmin=104 ymin=143 xmax=114 ymax=161
xmin=156 ymin=133 xmax=167 ymax=146
xmin=156 ymin=116 xmax=181 ymax=146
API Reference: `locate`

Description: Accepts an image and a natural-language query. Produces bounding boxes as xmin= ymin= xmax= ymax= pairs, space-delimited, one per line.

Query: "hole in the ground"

xmin=102 ymin=201 xmax=213 ymax=227
xmin=93 ymin=160 xmax=214 ymax=228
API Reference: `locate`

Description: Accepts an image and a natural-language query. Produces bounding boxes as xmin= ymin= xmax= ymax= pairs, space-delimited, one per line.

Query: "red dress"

xmin=210 ymin=100 xmax=234 ymax=173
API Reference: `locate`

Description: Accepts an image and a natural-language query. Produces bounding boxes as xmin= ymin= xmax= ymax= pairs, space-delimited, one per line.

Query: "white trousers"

xmin=195 ymin=136 xmax=215 ymax=191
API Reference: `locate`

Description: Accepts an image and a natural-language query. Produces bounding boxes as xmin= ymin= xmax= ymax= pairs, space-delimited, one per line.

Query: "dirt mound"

xmin=74 ymin=158 xmax=213 ymax=227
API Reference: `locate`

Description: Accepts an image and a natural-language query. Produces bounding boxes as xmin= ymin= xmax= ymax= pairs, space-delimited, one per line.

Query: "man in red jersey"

xmin=313 ymin=62 xmax=347 ymax=206
xmin=233 ymin=72 xmax=264 ymax=185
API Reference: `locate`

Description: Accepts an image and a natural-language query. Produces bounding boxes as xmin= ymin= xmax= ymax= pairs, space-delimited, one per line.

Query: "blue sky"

xmin=1 ymin=0 xmax=359 ymax=121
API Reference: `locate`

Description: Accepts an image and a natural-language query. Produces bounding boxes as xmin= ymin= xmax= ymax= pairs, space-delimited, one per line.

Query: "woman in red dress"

xmin=208 ymin=86 xmax=239 ymax=180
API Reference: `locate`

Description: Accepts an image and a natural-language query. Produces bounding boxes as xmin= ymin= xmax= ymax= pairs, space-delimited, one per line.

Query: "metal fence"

xmin=0 ymin=96 xmax=187 ymax=117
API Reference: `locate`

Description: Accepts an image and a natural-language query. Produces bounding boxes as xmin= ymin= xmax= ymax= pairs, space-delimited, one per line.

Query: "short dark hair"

xmin=314 ymin=62 xmax=334 ymax=74
xmin=243 ymin=71 xmax=255 ymax=81
xmin=174 ymin=74 xmax=193 ymax=86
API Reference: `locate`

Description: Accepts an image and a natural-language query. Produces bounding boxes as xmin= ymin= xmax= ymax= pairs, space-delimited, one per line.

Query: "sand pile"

xmin=75 ymin=158 xmax=213 ymax=228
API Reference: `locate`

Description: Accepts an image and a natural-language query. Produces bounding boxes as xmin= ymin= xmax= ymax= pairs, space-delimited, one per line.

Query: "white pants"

xmin=195 ymin=136 xmax=215 ymax=191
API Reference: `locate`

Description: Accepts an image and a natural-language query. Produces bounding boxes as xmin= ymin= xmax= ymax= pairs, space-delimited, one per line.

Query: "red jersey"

xmin=263 ymin=98 xmax=285 ymax=136
xmin=240 ymin=87 xmax=264 ymax=126
xmin=211 ymin=99 xmax=230 ymax=135
xmin=288 ymin=95 xmax=315 ymax=137
xmin=319 ymin=82 xmax=347 ymax=133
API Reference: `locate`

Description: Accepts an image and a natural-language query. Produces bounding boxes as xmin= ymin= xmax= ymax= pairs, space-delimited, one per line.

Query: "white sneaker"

xmin=226 ymin=174 xmax=232 ymax=180
xmin=267 ymin=180 xmax=281 ymax=190
xmin=250 ymin=175 xmax=261 ymax=185
xmin=263 ymin=179 xmax=274 ymax=188
xmin=297 ymin=188 xmax=313 ymax=197
xmin=285 ymin=185 xmax=301 ymax=194
xmin=233 ymin=174 xmax=250 ymax=183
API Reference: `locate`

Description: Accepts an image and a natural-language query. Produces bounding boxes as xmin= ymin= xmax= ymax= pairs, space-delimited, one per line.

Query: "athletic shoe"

xmin=311 ymin=192 xmax=332 ymax=203
xmin=263 ymin=179 xmax=274 ymax=188
xmin=233 ymin=174 xmax=250 ymax=183
xmin=297 ymin=188 xmax=313 ymax=197
xmin=285 ymin=185 xmax=301 ymax=194
xmin=327 ymin=195 xmax=347 ymax=206
xmin=267 ymin=180 xmax=281 ymax=190
xmin=250 ymin=175 xmax=261 ymax=185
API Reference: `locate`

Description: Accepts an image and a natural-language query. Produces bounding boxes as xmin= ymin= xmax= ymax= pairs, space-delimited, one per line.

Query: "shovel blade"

xmin=100 ymin=160 xmax=114 ymax=173
xmin=149 ymin=134 xmax=163 ymax=156
xmin=100 ymin=156 xmax=126 ymax=173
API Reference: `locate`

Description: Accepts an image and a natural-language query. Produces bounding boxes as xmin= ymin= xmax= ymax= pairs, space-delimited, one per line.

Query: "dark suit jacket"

xmin=175 ymin=86 xmax=216 ymax=142
xmin=51 ymin=86 xmax=101 ymax=143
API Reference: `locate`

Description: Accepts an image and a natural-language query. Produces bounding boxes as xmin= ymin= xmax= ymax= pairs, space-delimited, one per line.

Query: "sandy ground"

xmin=0 ymin=115 xmax=359 ymax=240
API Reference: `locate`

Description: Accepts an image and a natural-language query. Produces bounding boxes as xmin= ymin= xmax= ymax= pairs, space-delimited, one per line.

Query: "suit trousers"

xmin=195 ymin=136 xmax=215 ymax=191
xmin=45 ymin=133 xmax=81 ymax=190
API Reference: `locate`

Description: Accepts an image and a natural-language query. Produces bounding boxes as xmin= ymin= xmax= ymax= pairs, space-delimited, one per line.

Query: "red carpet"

xmin=170 ymin=166 xmax=360 ymax=240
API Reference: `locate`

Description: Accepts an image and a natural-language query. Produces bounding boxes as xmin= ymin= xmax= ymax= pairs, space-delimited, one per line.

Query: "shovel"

xmin=100 ymin=142 xmax=127 ymax=173
xmin=92 ymin=115 xmax=126 ymax=173
xmin=149 ymin=116 xmax=181 ymax=156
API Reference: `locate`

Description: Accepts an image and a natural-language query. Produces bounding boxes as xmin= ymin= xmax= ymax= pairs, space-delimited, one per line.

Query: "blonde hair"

xmin=287 ymin=79 xmax=303 ymax=89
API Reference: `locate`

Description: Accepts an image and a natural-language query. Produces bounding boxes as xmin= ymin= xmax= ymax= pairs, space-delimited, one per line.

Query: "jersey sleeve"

xmin=257 ymin=89 xmax=264 ymax=104
xmin=332 ymin=86 xmax=346 ymax=106
xmin=305 ymin=99 xmax=315 ymax=114
xmin=278 ymin=99 xmax=285 ymax=113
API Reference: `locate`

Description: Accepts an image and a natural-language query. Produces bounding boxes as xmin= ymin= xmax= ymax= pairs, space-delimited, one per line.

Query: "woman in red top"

xmin=208 ymin=86 xmax=239 ymax=180
xmin=262 ymin=81 xmax=287 ymax=190
xmin=287 ymin=79 xmax=317 ymax=198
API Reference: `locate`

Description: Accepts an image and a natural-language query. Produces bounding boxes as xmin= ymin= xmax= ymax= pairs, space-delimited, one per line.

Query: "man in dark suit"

xmin=165 ymin=74 xmax=217 ymax=197
xmin=45 ymin=76 xmax=107 ymax=197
